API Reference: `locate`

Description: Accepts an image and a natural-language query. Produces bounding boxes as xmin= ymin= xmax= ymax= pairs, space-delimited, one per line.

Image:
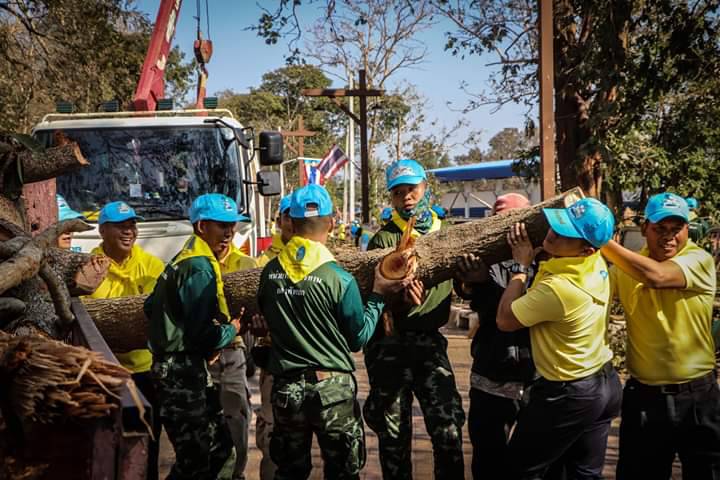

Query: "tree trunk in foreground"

xmin=85 ymin=188 xmax=584 ymax=352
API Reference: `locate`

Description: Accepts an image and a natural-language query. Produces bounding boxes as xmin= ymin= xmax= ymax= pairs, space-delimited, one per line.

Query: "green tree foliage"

xmin=433 ymin=0 xmax=720 ymax=213
xmin=217 ymin=65 xmax=343 ymax=197
xmin=0 ymin=0 xmax=195 ymax=132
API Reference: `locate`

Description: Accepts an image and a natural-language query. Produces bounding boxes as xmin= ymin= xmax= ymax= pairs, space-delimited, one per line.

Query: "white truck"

xmin=33 ymin=108 xmax=282 ymax=261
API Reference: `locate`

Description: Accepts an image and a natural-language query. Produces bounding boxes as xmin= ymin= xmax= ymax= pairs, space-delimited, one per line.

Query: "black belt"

xmin=629 ymin=371 xmax=717 ymax=395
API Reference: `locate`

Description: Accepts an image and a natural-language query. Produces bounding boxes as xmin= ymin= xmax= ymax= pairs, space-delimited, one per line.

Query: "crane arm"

xmin=132 ymin=0 xmax=183 ymax=112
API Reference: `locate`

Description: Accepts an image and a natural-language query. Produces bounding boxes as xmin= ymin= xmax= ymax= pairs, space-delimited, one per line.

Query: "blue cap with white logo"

xmin=543 ymin=197 xmax=614 ymax=248
xmin=645 ymin=193 xmax=689 ymax=224
xmin=56 ymin=194 xmax=84 ymax=221
xmin=386 ymin=159 xmax=427 ymax=191
xmin=98 ymin=201 xmax=144 ymax=225
xmin=381 ymin=207 xmax=393 ymax=221
xmin=279 ymin=195 xmax=292 ymax=214
xmin=289 ymin=184 xmax=334 ymax=219
xmin=189 ymin=193 xmax=245 ymax=224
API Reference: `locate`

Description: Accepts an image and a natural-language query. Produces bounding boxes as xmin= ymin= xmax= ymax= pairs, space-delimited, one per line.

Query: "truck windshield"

xmin=38 ymin=125 xmax=243 ymax=221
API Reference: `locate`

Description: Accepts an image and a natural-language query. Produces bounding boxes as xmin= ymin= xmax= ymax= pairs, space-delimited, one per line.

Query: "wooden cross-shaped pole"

xmin=302 ymin=69 xmax=384 ymax=223
xmin=280 ymin=116 xmax=316 ymax=185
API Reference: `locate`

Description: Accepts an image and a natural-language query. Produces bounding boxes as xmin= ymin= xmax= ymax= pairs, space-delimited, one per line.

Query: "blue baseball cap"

xmin=381 ymin=207 xmax=393 ymax=221
xmin=645 ymin=193 xmax=689 ymax=224
xmin=56 ymin=194 xmax=84 ymax=221
xmin=189 ymin=193 xmax=245 ymax=224
xmin=289 ymin=184 xmax=334 ymax=219
xmin=685 ymin=197 xmax=698 ymax=210
xmin=431 ymin=204 xmax=447 ymax=219
xmin=386 ymin=159 xmax=427 ymax=191
xmin=543 ymin=198 xmax=615 ymax=248
xmin=279 ymin=195 xmax=292 ymax=214
xmin=98 ymin=201 xmax=144 ymax=225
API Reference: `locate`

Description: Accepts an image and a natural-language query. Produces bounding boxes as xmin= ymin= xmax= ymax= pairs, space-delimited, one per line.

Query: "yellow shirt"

xmin=257 ymin=233 xmax=285 ymax=267
xmin=611 ymin=241 xmax=716 ymax=385
xmin=87 ymin=244 xmax=165 ymax=373
xmin=511 ymin=252 xmax=613 ymax=381
xmin=220 ymin=243 xmax=258 ymax=275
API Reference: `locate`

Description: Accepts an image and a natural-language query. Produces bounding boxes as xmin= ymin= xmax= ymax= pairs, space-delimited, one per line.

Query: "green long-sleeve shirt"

xmin=258 ymin=258 xmax=385 ymax=375
xmin=144 ymin=257 xmax=236 ymax=356
xmin=369 ymin=222 xmax=452 ymax=333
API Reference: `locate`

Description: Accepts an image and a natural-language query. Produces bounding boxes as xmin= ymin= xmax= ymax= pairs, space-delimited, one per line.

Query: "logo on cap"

xmin=569 ymin=203 xmax=586 ymax=219
xmin=296 ymin=246 xmax=306 ymax=261
xmin=662 ymin=197 xmax=681 ymax=209
xmin=223 ymin=198 xmax=233 ymax=211
xmin=118 ymin=203 xmax=130 ymax=213
xmin=389 ymin=166 xmax=415 ymax=181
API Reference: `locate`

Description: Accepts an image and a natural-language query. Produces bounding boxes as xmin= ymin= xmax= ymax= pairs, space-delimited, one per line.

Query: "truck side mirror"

xmin=257 ymin=170 xmax=281 ymax=196
xmin=258 ymin=131 xmax=283 ymax=166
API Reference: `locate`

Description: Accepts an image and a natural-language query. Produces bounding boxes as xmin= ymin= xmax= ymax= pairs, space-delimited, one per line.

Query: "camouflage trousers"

xmin=363 ymin=331 xmax=466 ymax=480
xmin=152 ymin=354 xmax=233 ymax=480
xmin=270 ymin=370 xmax=366 ymax=479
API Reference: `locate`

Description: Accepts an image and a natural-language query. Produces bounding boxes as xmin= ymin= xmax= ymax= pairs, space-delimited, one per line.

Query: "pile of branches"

xmin=0 ymin=218 xmax=102 ymax=338
xmin=0 ymin=331 xmax=131 ymax=422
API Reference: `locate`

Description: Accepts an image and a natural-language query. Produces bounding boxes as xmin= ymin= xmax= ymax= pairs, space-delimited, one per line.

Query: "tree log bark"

xmin=85 ymin=188 xmax=583 ymax=352
xmin=19 ymin=142 xmax=88 ymax=184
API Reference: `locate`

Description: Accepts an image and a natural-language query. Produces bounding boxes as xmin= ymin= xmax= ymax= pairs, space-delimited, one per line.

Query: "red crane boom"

xmin=132 ymin=0 xmax=183 ymax=112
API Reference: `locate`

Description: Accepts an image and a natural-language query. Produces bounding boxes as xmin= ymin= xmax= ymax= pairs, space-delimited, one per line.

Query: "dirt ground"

xmin=159 ymin=327 xmax=682 ymax=479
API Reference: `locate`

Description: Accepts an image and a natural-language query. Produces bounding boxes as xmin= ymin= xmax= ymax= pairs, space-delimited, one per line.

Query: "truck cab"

xmin=34 ymin=108 xmax=280 ymax=261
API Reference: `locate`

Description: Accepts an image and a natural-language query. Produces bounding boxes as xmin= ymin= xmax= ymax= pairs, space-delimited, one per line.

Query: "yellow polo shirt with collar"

xmin=87 ymin=244 xmax=165 ymax=373
xmin=511 ymin=252 xmax=613 ymax=382
xmin=219 ymin=242 xmax=258 ymax=274
xmin=610 ymin=241 xmax=716 ymax=385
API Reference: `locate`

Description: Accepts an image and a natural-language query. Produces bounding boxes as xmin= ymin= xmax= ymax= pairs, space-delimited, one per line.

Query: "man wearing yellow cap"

xmin=86 ymin=200 xmax=164 ymax=480
xmin=145 ymin=193 xmax=244 ymax=480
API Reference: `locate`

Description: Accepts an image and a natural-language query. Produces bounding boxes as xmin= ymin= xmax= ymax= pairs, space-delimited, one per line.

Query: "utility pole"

xmin=280 ymin=116 xmax=316 ymax=186
xmin=302 ymin=69 xmax=384 ymax=223
xmin=348 ymin=78 xmax=356 ymax=224
xmin=539 ymin=0 xmax=556 ymax=200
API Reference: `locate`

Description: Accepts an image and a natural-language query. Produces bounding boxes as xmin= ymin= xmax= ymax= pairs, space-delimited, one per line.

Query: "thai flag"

xmin=303 ymin=158 xmax=321 ymax=185
xmin=317 ymin=145 xmax=348 ymax=185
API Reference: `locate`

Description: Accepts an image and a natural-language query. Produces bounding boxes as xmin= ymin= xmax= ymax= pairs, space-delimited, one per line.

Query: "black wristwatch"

xmin=510 ymin=263 xmax=530 ymax=275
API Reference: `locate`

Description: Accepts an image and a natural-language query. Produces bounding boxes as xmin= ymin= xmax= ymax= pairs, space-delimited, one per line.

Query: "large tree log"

xmin=19 ymin=143 xmax=88 ymax=184
xmin=85 ymin=188 xmax=584 ymax=352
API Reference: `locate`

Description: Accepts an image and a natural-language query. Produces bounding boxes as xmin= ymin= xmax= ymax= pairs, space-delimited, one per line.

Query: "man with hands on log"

xmin=255 ymin=184 xmax=412 ymax=479
xmin=145 ymin=193 xmax=247 ymax=480
xmin=364 ymin=159 xmax=466 ymax=480
xmin=495 ymin=197 xmax=621 ymax=480
xmin=601 ymin=193 xmax=720 ymax=479
xmin=208 ymin=211 xmax=257 ymax=480
xmin=254 ymin=193 xmax=292 ymax=480
xmin=453 ymin=192 xmax=539 ymax=480
xmin=83 ymin=200 xmax=165 ymax=480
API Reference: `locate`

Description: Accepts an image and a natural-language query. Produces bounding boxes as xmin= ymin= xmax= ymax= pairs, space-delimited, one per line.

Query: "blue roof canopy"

xmin=428 ymin=159 xmax=524 ymax=182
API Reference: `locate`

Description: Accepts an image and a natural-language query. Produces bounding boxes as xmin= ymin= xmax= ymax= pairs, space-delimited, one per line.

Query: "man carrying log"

xmin=453 ymin=193 xmax=539 ymax=480
xmin=209 ymin=212 xmax=257 ymax=480
xmin=601 ymin=193 xmax=720 ymax=479
xmin=145 ymin=193 xmax=244 ymax=480
xmin=363 ymin=159 xmax=466 ymax=480
xmin=256 ymin=184 xmax=411 ymax=479
xmin=496 ymin=198 xmax=622 ymax=479
xmin=85 ymin=200 xmax=164 ymax=480
xmin=254 ymin=194 xmax=291 ymax=480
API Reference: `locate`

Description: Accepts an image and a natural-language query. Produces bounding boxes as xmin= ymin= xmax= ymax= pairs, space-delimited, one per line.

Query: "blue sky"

xmin=135 ymin=1 xmax=530 ymax=158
